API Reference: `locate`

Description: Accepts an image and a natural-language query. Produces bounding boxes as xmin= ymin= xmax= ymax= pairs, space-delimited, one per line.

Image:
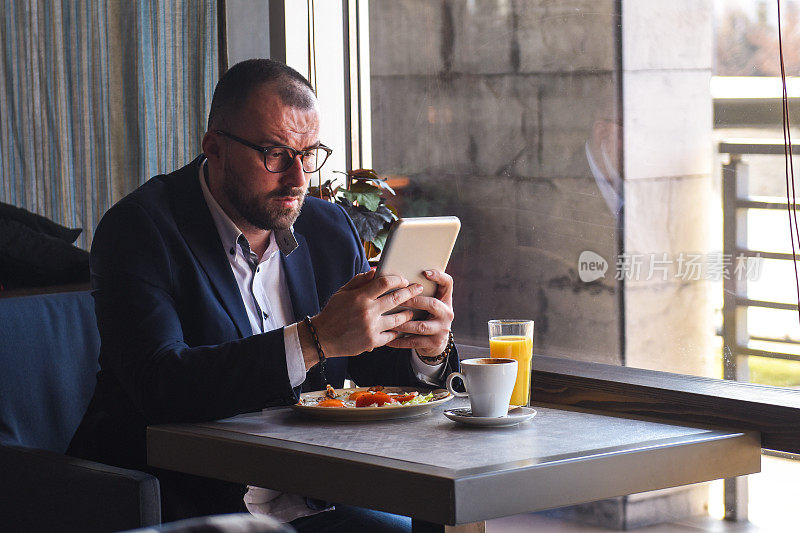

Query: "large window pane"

xmin=368 ymin=1 xmax=623 ymax=361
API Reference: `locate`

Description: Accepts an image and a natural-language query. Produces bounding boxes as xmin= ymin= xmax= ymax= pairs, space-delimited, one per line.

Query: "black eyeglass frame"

xmin=214 ymin=129 xmax=332 ymax=174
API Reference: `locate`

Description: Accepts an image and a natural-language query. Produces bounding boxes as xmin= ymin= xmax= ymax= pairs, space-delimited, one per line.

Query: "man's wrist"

xmin=299 ymin=320 xmax=324 ymax=371
xmin=417 ymin=330 xmax=454 ymax=365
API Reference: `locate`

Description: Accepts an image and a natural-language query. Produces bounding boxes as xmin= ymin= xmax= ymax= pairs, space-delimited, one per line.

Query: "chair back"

xmin=0 ymin=290 xmax=100 ymax=452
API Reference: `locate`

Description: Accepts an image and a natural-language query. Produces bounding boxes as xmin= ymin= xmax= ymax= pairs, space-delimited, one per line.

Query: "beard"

xmin=222 ymin=160 xmax=306 ymax=231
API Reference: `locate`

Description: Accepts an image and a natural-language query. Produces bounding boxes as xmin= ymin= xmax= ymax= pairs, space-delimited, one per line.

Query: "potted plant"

xmin=309 ymin=169 xmax=398 ymax=260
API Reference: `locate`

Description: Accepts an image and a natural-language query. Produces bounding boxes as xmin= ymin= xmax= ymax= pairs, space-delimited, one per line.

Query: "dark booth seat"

xmin=0 ymin=290 xmax=161 ymax=532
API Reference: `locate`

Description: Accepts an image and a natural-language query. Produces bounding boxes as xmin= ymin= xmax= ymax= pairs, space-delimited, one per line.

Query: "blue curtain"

xmin=0 ymin=0 xmax=218 ymax=248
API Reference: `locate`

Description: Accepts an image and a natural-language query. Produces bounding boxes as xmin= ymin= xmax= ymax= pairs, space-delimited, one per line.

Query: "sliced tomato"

xmin=392 ymin=392 xmax=419 ymax=403
xmin=355 ymin=391 xmax=396 ymax=407
xmin=371 ymin=392 xmax=395 ymax=406
xmin=317 ymin=399 xmax=345 ymax=408
xmin=348 ymin=391 xmax=371 ymax=401
xmin=355 ymin=394 xmax=377 ymax=407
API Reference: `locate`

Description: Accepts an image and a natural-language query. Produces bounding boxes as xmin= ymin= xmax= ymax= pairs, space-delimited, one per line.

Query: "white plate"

xmin=291 ymin=387 xmax=453 ymax=421
xmin=443 ymin=406 xmax=537 ymax=427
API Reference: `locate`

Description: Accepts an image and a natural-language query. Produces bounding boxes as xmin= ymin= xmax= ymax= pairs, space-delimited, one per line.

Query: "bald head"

xmin=207 ymin=59 xmax=316 ymax=131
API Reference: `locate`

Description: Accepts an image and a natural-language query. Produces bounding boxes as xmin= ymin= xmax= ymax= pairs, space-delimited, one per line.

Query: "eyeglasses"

xmin=215 ymin=130 xmax=332 ymax=173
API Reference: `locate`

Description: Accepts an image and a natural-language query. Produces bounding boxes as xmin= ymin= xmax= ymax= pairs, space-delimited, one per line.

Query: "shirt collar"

xmin=197 ymin=160 xmax=299 ymax=257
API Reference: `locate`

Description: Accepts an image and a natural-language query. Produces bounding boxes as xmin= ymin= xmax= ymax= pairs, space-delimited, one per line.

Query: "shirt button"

xmin=256 ymin=266 xmax=260 ymax=273
xmin=263 ymin=312 xmax=268 ymax=319
xmin=229 ymin=247 xmax=235 ymax=255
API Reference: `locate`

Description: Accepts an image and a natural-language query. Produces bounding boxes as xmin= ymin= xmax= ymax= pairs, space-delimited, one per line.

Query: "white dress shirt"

xmin=197 ymin=162 xmax=444 ymax=521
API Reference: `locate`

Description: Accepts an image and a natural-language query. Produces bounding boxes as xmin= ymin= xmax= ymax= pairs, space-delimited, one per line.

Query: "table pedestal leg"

xmin=411 ymin=519 xmax=486 ymax=533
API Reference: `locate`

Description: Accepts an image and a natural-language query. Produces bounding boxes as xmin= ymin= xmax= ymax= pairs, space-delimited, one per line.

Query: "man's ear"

xmin=202 ymin=130 xmax=221 ymax=162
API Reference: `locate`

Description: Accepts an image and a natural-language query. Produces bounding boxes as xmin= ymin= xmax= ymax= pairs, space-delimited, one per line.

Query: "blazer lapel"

xmin=282 ymin=232 xmax=320 ymax=321
xmin=170 ymin=157 xmax=252 ymax=338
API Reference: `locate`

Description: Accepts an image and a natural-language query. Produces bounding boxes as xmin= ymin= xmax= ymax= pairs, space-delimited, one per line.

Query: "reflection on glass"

xmin=368 ymin=1 xmax=622 ymax=362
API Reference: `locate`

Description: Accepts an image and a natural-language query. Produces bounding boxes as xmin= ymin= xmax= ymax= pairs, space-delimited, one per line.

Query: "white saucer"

xmin=443 ymin=406 xmax=537 ymax=427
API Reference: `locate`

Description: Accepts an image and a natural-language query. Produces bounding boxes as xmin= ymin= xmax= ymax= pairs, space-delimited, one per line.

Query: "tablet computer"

xmin=375 ymin=216 xmax=461 ymax=320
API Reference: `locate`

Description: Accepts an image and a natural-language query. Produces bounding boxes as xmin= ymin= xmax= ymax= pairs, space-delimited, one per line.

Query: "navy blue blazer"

xmin=68 ymin=156 xmax=458 ymax=472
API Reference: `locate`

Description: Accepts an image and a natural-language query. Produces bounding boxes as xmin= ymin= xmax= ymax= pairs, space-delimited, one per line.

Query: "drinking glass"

xmin=488 ymin=319 xmax=534 ymax=406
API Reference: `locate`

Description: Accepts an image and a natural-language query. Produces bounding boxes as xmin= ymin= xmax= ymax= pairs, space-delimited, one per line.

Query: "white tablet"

xmin=375 ymin=216 xmax=461 ymax=320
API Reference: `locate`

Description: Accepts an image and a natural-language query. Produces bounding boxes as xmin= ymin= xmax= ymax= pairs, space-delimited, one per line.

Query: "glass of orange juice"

xmin=488 ymin=319 xmax=534 ymax=406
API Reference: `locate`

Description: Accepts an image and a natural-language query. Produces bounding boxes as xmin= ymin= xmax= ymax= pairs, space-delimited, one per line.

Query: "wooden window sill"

xmin=457 ymin=344 xmax=800 ymax=453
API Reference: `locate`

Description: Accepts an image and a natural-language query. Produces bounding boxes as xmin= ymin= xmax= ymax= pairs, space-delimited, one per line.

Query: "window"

xmin=260 ymin=0 xmax=800 ymax=526
xmin=345 ymin=0 xmax=799 ymax=527
xmin=356 ymin=0 xmax=800 ymax=390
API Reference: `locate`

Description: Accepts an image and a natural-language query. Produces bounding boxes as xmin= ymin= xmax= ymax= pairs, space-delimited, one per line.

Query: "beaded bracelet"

xmin=304 ymin=315 xmax=328 ymax=383
xmin=417 ymin=330 xmax=455 ymax=366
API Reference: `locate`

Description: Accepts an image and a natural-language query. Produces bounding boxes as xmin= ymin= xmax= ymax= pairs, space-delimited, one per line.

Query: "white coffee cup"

xmin=446 ymin=358 xmax=518 ymax=417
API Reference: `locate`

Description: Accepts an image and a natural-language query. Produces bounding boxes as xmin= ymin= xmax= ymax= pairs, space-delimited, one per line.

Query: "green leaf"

xmin=340 ymin=190 xmax=381 ymax=211
xmin=371 ymin=228 xmax=390 ymax=252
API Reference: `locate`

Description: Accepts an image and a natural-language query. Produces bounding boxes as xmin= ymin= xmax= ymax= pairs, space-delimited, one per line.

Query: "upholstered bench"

xmin=0 ymin=290 xmax=161 ymax=532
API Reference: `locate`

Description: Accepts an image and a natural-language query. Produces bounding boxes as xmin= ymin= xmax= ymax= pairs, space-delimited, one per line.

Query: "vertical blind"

xmin=0 ymin=0 xmax=218 ymax=248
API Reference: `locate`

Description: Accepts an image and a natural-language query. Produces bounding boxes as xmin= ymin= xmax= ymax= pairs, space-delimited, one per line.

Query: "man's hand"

xmin=307 ymin=270 xmax=423 ymax=360
xmin=385 ymin=269 xmax=454 ymax=358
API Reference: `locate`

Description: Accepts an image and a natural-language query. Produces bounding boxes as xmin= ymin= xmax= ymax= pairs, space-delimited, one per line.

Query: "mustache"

xmin=265 ymin=187 xmax=305 ymax=199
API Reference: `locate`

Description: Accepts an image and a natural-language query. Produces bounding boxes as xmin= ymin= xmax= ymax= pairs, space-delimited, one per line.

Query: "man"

xmin=68 ymin=59 xmax=458 ymax=530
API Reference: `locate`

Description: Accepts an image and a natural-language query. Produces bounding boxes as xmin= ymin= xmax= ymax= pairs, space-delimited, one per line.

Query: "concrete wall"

xmin=369 ymin=0 xmax=622 ymax=361
xmin=622 ymin=0 xmax=716 ymax=377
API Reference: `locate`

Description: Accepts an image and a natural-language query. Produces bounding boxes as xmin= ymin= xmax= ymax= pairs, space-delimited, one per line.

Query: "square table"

xmin=148 ymin=399 xmax=760 ymax=532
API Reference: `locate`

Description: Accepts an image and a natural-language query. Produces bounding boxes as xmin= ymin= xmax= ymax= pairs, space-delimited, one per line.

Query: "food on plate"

xmin=348 ymin=391 xmax=371 ymax=401
xmin=317 ymin=399 xmax=345 ymax=408
xmin=392 ymin=392 xmax=419 ymax=403
xmin=355 ymin=391 xmax=394 ymax=407
xmin=300 ymin=387 xmax=437 ymax=408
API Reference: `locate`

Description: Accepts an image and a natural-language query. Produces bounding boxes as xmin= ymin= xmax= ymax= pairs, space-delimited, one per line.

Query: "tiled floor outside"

xmin=485 ymin=454 xmax=798 ymax=532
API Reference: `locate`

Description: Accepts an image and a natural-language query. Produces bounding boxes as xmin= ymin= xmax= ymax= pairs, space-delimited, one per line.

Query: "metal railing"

xmin=720 ymin=139 xmax=800 ymax=381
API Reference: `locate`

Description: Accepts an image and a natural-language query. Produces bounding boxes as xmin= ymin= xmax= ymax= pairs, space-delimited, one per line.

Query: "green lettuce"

xmin=400 ymin=392 xmax=434 ymax=405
